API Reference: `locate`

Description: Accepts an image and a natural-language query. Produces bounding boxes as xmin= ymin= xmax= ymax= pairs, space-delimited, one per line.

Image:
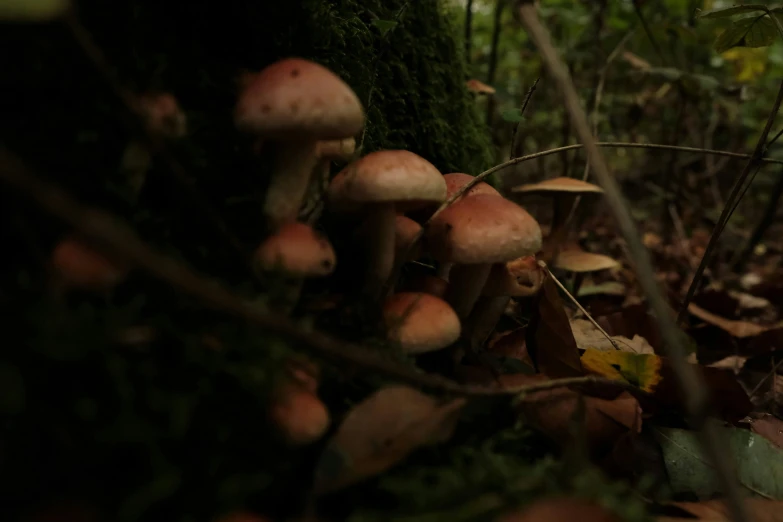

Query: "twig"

xmin=632 ymin=0 xmax=665 ymax=64
xmin=509 ymin=77 xmax=540 ymax=161
xmin=515 ymin=4 xmax=748 ymax=522
xmin=543 ymin=263 xmax=618 ymax=350
xmin=0 ymin=146 xmax=652 ymax=403
xmin=677 ymin=81 xmax=783 ymax=324
xmin=61 ymin=10 xmax=246 ymax=259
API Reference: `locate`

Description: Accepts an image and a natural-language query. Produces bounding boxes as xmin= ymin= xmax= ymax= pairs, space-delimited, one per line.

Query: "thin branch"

xmin=515 ymin=4 xmax=748 ymax=522
xmin=543 ymin=264 xmax=618 ymax=350
xmin=0 ymin=146 xmax=651 ymax=403
xmin=509 ymin=77 xmax=540 ymax=161
xmin=676 ymin=80 xmax=783 ymax=324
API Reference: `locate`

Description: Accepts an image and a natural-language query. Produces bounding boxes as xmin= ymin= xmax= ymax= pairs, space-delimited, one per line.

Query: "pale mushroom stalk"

xmin=363 ymin=202 xmax=397 ymax=296
xmin=445 ymin=263 xmax=493 ymax=319
xmin=264 ymin=139 xmax=319 ymax=227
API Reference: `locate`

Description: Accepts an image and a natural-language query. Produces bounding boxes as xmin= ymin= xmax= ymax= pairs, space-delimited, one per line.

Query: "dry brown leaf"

xmin=570 ymin=318 xmax=655 ymax=354
xmin=687 ymin=302 xmax=775 ymax=338
xmin=312 ymin=386 xmax=466 ymax=495
xmin=526 ymin=274 xmax=584 ymax=377
xmin=658 ymin=499 xmax=783 ymax=521
xmin=707 ymin=355 xmax=748 ymax=373
xmin=748 ymin=414 xmax=783 ymax=449
xmin=511 ymin=374 xmax=641 ymax=454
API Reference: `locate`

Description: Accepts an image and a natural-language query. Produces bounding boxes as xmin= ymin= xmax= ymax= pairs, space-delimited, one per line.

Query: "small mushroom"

xmin=383 ymin=292 xmax=461 ymax=354
xmin=328 ymin=149 xmax=446 ymax=297
xmin=235 ymin=58 xmax=364 ymax=228
xmin=50 ymin=236 xmax=127 ymax=293
xmin=254 ymin=222 xmax=336 ymax=311
xmin=435 ymin=173 xmax=502 ymax=279
xmin=511 ymin=177 xmax=603 ymax=260
xmin=425 ymin=194 xmax=542 ymax=319
xmin=268 ymin=382 xmax=330 ymax=446
xmin=552 ymin=248 xmax=620 ymax=296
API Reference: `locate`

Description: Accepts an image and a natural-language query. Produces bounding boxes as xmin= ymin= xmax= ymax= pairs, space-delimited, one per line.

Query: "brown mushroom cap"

xmin=51 ymin=237 xmax=127 ymax=291
xmin=328 ymin=150 xmax=446 ymax=212
xmin=444 ymin=173 xmax=501 ymax=200
xmin=511 ymin=177 xmax=604 ymax=195
xmin=483 ymin=255 xmax=545 ymax=297
xmin=317 ymin=137 xmax=356 ymax=161
xmin=235 ymin=58 xmax=364 ymax=140
xmin=395 ymin=215 xmax=423 ymax=252
xmin=553 ymin=249 xmax=619 ymax=272
xmin=425 ymin=194 xmax=542 ymax=264
xmin=254 ymin=222 xmax=336 ymax=276
xmin=383 ymin=292 xmax=461 ymax=353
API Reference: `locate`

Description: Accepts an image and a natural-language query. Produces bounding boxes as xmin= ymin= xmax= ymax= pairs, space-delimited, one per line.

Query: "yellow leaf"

xmin=580 ymin=349 xmax=663 ymax=393
xmin=721 ymin=47 xmax=767 ymax=83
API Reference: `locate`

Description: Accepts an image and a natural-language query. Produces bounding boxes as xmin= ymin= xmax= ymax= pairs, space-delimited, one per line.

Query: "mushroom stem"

xmin=436 ymin=262 xmax=454 ymax=281
xmin=445 ymin=263 xmax=492 ymax=319
xmin=302 ymin=160 xmax=331 ymax=225
xmin=465 ymin=295 xmax=511 ymax=351
xmin=363 ymin=202 xmax=397 ymax=297
xmin=264 ymin=139 xmax=318 ymax=227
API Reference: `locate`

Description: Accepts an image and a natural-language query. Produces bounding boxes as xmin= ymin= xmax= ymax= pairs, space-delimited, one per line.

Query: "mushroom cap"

xmin=483 ymin=255 xmax=545 ymax=297
xmin=327 ymin=150 xmax=446 ymax=212
xmin=444 ymin=173 xmax=501 ymax=200
xmin=317 ymin=137 xmax=356 ymax=161
xmin=269 ymin=384 xmax=330 ymax=445
xmin=425 ymin=194 xmax=543 ymax=264
xmin=383 ymin=292 xmax=461 ymax=353
xmin=235 ymin=58 xmax=364 ymax=140
xmin=553 ymin=249 xmax=619 ymax=272
xmin=511 ymin=177 xmax=604 ymax=195
xmin=254 ymin=222 xmax=336 ymax=276
xmin=395 ymin=215 xmax=422 ymax=250
xmin=51 ymin=237 xmax=127 ymax=291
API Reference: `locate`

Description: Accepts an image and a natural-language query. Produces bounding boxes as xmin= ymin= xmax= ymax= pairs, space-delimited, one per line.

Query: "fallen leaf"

xmin=729 ymin=290 xmax=771 ymax=311
xmin=486 ymin=328 xmax=534 ymax=367
xmin=570 ymin=318 xmax=654 ymax=354
xmin=595 ymin=303 xmax=667 ymax=354
xmin=580 ymin=349 xmax=662 ymax=392
xmin=497 ymin=497 xmax=623 ymax=522
xmin=654 ymin=425 xmax=783 ymax=500
xmin=312 ymin=386 xmax=465 ymax=495
xmin=747 ymin=414 xmax=783 ymax=449
xmin=687 ymin=302 xmax=776 ymax=338
xmin=512 ymin=374 xmax=641 ymax=455
xmin=525 ymin=274 xmax=584 ymax=378
xmin=658 ymin=498 xmax=783 ymax=522
xmin=707 ymin=355 xmax=748 ymax=373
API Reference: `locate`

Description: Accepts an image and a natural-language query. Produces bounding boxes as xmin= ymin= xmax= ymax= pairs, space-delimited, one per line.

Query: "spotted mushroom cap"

xmin=444 ymin=173 xmax=501 ymax=200
xmin=254 ymin=222 xmax=336 ymax=277
xmin=383 ymin=292 xmax=461 ymax=353
xmin=327 ymin=150 xmax=446 ymax=212
xmin=425 ymin=194 xmax=542 ymax=264
xmin=235 ymin=58 xmax=364 ymax=140
xmin=511 ymin=177 xmax=603 ymax=195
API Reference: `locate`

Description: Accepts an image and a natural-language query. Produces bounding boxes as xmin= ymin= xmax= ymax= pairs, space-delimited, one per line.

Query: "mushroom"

xmin=383 ymin=292 xmax=461 ymax=354
xmin=51 ymin=236 xmax=127 ymax=293
xmin=254 ymin=222 xmax=336 ymax=311
xmin=434 ymin=173 xmax=503 ymax=280
xmin=511 ymin=177 xmax=603 ymax=259
xmin=327 ymin=149 xmax=446 ymax=297
xmin=552 ymin=248 xmax=620 ymax=296
xmin=425 ymin=194 xmax=542 ymax=319
xmin=268 ymin=381 xmax=330 ymax=446
xmin=235 ymin=58 xmax=364 ymax=228
xmin=394 ymin=214 xmax=423 ymax=265
xmin=466 ymin=79 xmax=496 ymax=95
xmin=466 ymin=255 xmax=545 ymax=350
xmin=121 ymin=92 xmax=187 ymax=196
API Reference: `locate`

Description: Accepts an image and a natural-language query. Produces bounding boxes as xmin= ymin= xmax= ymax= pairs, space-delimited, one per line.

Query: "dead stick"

xmin=515 ymin=3 xmax=747 ymax=522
